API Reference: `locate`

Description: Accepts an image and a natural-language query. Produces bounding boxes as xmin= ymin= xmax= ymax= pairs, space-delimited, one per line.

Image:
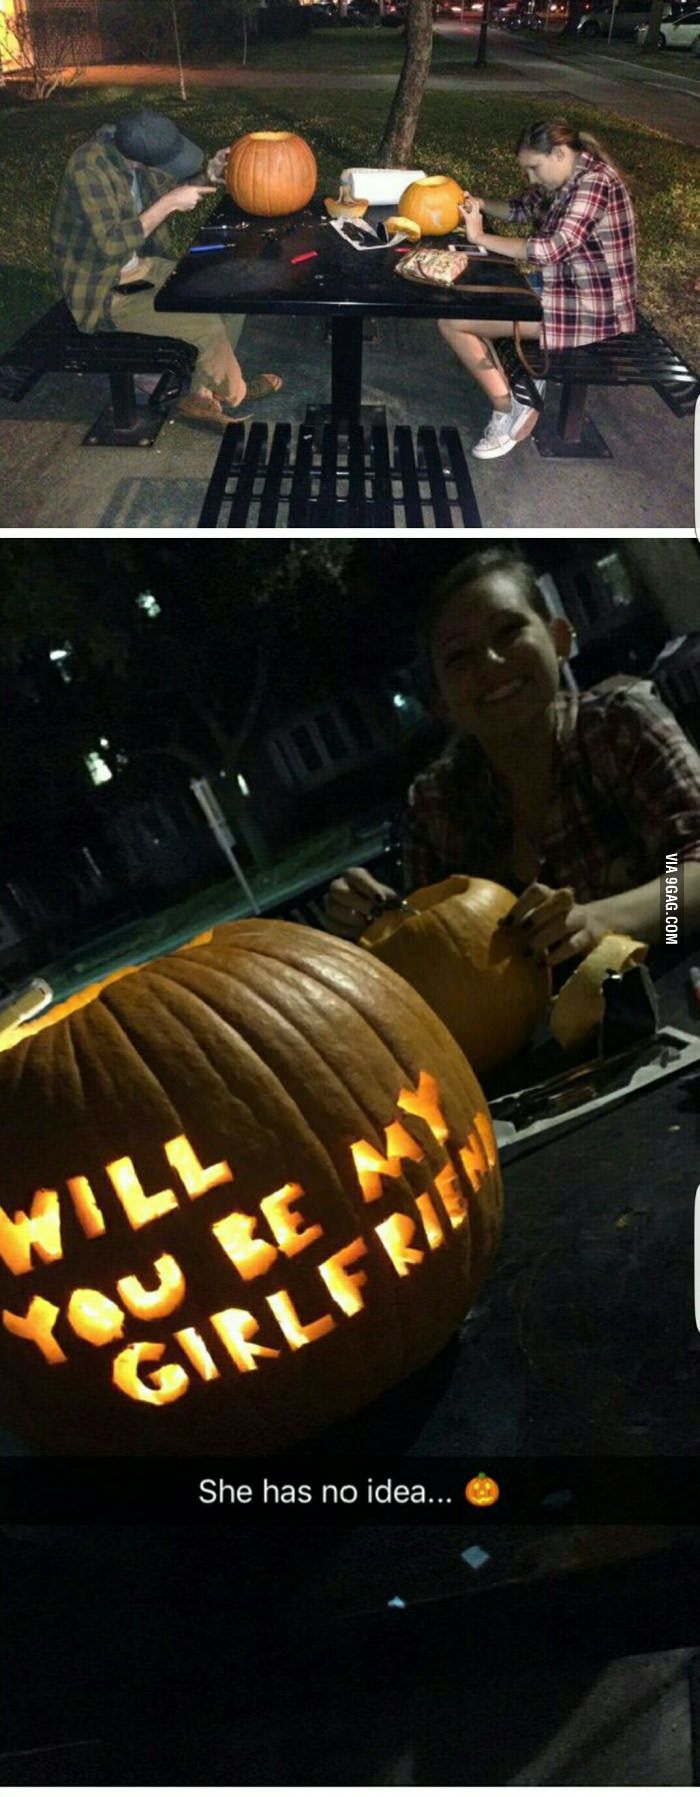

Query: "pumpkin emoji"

xmin=0 ymin=920 xmax=502 ymax=1455
xmin=465 ymin=1471 xmax=499 ymax=1507
xmin=361 ymin=876 xmax=549 ymax=1074
xmin=226 ymin=130 xmax=317 ymax=216
xmin=398 ymin=175 xmax=465 ymax=237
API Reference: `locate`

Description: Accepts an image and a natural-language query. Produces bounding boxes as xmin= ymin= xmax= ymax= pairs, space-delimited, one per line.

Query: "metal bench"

xmin=499 ymin=314 xmax=700 ymax=459
xmin=198 ymin=419 xmax=482 ymax=528
xmin=0 ymin=299 xmax=197 ymax=447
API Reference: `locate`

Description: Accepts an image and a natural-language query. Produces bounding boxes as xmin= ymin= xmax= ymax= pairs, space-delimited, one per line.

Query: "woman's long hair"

xmin=516 ymin=117 xmax=629 ymax=188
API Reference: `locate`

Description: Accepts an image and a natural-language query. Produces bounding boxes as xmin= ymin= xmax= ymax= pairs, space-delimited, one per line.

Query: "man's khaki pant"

xmin=109 ymin=256 xmax=246 ymax=405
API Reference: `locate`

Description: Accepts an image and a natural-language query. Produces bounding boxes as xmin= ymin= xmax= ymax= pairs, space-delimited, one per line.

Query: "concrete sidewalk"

xmin=75 ymin=47 xmax=700 ymax=144
xmin=0 ymin=312 xmax=693 ymax=530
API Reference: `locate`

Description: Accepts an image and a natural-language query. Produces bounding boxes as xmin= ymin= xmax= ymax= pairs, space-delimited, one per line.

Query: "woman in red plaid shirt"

xmin=325 ymin=550 xmax=700 ymax=968
xmin=438 ymin=118 xmax=637 ymax=461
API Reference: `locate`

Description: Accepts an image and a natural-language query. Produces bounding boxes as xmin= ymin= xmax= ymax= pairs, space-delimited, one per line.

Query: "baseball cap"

xmin=114 ymin=109 xmax=204 ymax=179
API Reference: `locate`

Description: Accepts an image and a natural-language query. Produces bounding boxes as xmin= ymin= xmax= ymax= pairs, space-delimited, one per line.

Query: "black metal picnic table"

xmin=154 ymin=194 xmax=542 ymax=427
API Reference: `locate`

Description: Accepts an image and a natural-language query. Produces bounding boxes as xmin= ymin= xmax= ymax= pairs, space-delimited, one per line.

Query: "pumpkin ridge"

xmin=143 ymin=958 xmax=419 ymax=1225
xmin=146 ymin=946 xmax=417 ymax=1134
xmin=88 ymin=985 xmax=186 ymax=1127
xmin=118 ymin=962 xmax=375 ymax=1234
xmin=141 ymin=956 xmax=476 ymax=1347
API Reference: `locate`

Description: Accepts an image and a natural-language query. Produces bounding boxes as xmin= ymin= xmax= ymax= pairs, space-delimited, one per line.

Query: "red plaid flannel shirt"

xmin=402 ymin=682 xmax=700 ymax=901
xmin=508 ymin=151 xmax=637 ymax=350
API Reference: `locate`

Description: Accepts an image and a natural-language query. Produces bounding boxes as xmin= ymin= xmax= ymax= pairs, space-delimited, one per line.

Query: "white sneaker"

xmin=472 ymin=389 xmax=542 ymax=460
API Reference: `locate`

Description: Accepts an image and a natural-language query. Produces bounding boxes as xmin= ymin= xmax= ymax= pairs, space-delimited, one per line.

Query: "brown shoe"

xmin=214 ymin=374 xmax=283 ymax=414
xmin=177 ymin=394 xmax=252 ymax=432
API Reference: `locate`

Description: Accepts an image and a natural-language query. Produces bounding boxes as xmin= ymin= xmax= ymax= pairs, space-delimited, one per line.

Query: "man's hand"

xmin=206 ymin=146 xmax=231 ymax=184
xmin=324 ymin=867 xmax=401 ymax=940
xmin=505 ymin=882 xmax=609 ymax=966
xmin=168 ymin=183 xmax=217 ymax=213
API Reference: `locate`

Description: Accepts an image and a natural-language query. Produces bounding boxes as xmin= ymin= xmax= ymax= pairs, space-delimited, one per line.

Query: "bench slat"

xmin=258 ymin=423 xmax=292 ymax=528
xmin=394 ymin=426 xmax=424 ymax=528
xmin=198 ymin=423 xmax=244 ymax=527
xmin=227 ymin=421 xmax=268 ymax=528
xmin=347 ymin=425 xmax=368 ymax=528
xmin=440 ymin=427 xmax=482 ymax=528
xmin=288 ymin=425 xmax=315 ymax=526
xmin=417 ymin=427 xmax=453 ymax=528
xmin=370 ymin=423 xmax=394 ymax=527
xmin=318 ymin=424 xmax=340 ymax=528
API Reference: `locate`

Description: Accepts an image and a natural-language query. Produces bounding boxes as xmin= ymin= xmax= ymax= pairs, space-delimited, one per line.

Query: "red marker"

xmin=689 ymin=967 xmax=700 ymax=1011
xmin=291 ymin=251 xmax=318 ymax=265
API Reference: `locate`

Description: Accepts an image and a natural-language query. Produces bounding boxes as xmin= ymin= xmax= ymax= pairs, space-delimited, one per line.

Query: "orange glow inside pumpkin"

xmin=113 ymin=1341 xmax=189 ymax=1407
xmin=1 ymin=1074 xmax=498 ymax=1406
xmin=117 ymin=1254 xmax=186 ymax=1321
xmin=68 ymin=1288 xmax=125 ymax=1346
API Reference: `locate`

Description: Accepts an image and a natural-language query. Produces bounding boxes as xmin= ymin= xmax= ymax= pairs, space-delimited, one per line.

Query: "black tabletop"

xmin=154 ymin=195 xmax=542 ymax=323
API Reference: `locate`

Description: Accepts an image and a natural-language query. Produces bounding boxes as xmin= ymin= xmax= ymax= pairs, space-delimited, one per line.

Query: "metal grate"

xmin=500 ymin=315 xmax=700 ymax=419
xmin=198 ymin=420 xmax=482 ymax=529
xmin=0 ymin=300 xmax=196 ymax=402
xmin=547 ymin=319 xmax=700 ymax=418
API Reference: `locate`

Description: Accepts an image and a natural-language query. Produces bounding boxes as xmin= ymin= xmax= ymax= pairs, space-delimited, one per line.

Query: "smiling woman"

xmin=325 ymin=548 xmax=700 ymax=967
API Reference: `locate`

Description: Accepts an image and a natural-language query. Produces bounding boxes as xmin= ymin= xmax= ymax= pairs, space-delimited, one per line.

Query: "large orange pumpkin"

xmin=0 ymin=920 xmax=502 ymax=1454
xmin=398 ymin=175 xmax=465 ymax=237
xmin=362 ymin=877 xmax=549 ymax=1073
xmin=226 ymin=130 xmax=317 ymax=216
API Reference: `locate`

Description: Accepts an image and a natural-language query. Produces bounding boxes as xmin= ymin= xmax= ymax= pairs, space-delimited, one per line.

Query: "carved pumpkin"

xmin=398 ymin=175 xmax=465 ymax=237
xmin=226 ymin=130 xmax=317 ymax=217
xmin=362 ymin=877 xmax=548 ymax=1073
xmin=0 ymin=920 xmax=502 ymax=1455
xmin=465 ymin=1471 xmax=500 ymax=1507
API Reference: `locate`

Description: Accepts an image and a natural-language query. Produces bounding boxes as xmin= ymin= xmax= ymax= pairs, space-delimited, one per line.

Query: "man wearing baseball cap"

xmin=50 ymin=108 xmax=282 ymax=429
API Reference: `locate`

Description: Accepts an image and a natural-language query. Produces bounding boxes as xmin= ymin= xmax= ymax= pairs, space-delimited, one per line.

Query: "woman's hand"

xmin=504 ymin=882 xmax=609 ymax=966
xmin=460 ymin=197 xmax=485 ymax=245
xmin=206 ymin=146 xmax=231 ymax=184
xmin=324 ymin=867 xmax=401 ymax=941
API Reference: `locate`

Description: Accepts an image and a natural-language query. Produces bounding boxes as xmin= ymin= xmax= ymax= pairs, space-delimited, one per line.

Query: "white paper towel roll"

xmin=339 ymin=167 xmax=427 ymax=206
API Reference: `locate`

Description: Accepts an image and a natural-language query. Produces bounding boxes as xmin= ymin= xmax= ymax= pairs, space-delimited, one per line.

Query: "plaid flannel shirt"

xmin=508 ymin=151 xmax=637 ymax=349
xmin=402 ymin=682 xmax=700 ymax=901
xmin=50 ymin=129 xmax=176 ymax=332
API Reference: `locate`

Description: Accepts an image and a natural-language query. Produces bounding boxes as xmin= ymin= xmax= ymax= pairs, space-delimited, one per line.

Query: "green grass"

xmin=227 ymin=23 xmax=503 ymax=71
xmin=1 ymin=83 xmax=698 ymax=361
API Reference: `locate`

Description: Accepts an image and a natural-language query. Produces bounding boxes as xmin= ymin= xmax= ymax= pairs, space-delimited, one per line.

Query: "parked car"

xmin=530 ymin=0 xmax=568 ymax=25
xmin=637 ymin=4 xmax=700 ymax=39
xmin=495 ymin=0 xmax=533 ymax=28
xmin=380 ymin=0 xmax=407 ymax=23
xmin=345 ymin=0 xmax=380 ymax=19
xmin=433 ymin=0 xmax=484 ymax=12
xmin=578 ymin=0 xmax=670 ymax=34
xmin=309 ymin=1 xmax=338 ymax=21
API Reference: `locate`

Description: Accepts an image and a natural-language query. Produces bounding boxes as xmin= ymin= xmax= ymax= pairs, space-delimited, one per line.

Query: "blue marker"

xmin=188 ymin=243 xmax=229 ymax=254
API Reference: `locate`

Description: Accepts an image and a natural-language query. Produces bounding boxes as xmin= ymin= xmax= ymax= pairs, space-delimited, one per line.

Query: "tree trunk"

xmin=171 ymin=4 xmax=188 ymax=100
xmin=474 ymin=0 xmax=490 ymax=67
xmin=642 ymin=0 xmax=665 ymax=46
xmin=242 ymin=8 xmax=248 ymax=65
xmin=377 ymin=0 xmax=433 ymax=166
